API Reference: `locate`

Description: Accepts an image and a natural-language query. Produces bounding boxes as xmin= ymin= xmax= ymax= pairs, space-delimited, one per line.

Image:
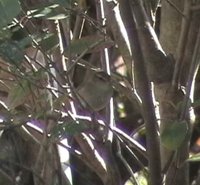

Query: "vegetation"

xmin=0 ymin=0 xmax=200 ymax=185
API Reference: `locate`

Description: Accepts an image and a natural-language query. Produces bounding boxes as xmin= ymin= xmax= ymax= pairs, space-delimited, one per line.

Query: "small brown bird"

xmin=76 ymin=70 xmax=113 ymax=111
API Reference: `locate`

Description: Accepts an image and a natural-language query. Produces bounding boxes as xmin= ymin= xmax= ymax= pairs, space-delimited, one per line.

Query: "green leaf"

xmin=6 ymin=79 xmax=31 ymax=110
xmin=161 ymin=120 xmax=188 ymax=150
xmin=0 ymin=0 xmax=21 ymax=29
xmin=0 ymin=40 xmax=24 ymax=65
xmin=11 ymin=25 xmax=28 ymax=41
xmin=64 ymin=35 xmax=114 ymax=56
xmin=51 ymin=120 xmax=89 ymax=138
xmin=6 ymin=69 xmax=48 ymax=110
xmin=36 ymin=33 xmax=59 ymax=52
xmin=0 ymin=29 xmax=11 ymax=40
xmin=9 ymin=25 xmax=32 ymax=48
xmin=18 ymin=36 xmax=32 ymax=49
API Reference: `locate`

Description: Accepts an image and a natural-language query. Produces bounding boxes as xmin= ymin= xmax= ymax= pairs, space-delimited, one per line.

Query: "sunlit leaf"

xmin=125 ymin=170 xmax=148 ymax=185
xmin=27 ymin=3 xmax=68 ymax=20
xmin=188 ymin=153 xmax=200 ymax=162
xmin=0 ymin=0 xmax=21 ymax=29
xmin=46 ymin=13 xmax=67 ymax=20
xmin=161 ymin=120 xmax=188 ymax=150
xmin=27 ymin=4 xmax=59 ymax=17
xmin=64 ymin=35 xmax=114 ymax=56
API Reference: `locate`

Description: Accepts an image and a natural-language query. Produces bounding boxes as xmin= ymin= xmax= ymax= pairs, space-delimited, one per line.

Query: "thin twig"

xmin=12 ymin=18 xmax=67 ymax=91
xmin=116 ymin=140 xmax=140 ymax=185
xmin=164 ymin=0 xmax=185 ymax=17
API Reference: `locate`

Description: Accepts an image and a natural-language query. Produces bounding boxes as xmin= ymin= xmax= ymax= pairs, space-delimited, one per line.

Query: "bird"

xmin=76 ymin=70 xmax=113 ymax=111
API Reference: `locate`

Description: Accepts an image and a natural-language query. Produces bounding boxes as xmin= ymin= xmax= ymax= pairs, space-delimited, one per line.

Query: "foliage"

xmin=161 ymin=120 xmax=188 ymax=150
xmin=0 ymin=1 xmax=200 ymax=185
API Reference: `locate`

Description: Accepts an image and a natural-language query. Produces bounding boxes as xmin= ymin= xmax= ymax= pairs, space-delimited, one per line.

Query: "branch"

xmin=116 ymin=140 xmax=139 ymax=185
xmin=175 ymin=27 xmax=200 ymax=169
xmin=129 ymin=0 xmax=173 ymax=83
xmin=118 ymin=1 xmax=162 ymax=185
xmin=74 ymin=134 xmax=109 ymax=184
xmin=172 ymin=0 xmax=192 ymax=89
xmin=179 ymin=28 xmax=200 ymax=121
xmin=103 ymin=1 xmax=133 ymax=80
